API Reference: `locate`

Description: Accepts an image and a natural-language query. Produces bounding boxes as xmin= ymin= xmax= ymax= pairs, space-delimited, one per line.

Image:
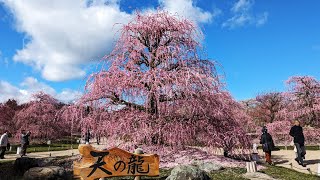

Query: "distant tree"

xmin=266 ymin=120 xmax=291 ymax=145
xmin=255 ymin=92 xmax=286 ymax=124
xmin=14 ymin=92 xmax=67 ymax=141
xmin=80 ymin=11 xmax=251 ymax=151
xmin=4 ymin=99 xmax=19 ymax=111
xmin=57 ymin=104 xmax=95 ymax=138
xmin=0 ymin=100 xmax=16 ymax=134
xmin=285 ymin=76 xmax=320 ymax=127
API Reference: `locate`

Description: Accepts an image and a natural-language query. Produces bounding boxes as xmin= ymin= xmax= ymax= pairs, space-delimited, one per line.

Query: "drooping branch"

xmin=108 ymin=92 xmax=145 ymax=111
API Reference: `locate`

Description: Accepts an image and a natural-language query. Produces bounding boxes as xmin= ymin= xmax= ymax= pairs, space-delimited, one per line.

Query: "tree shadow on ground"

xmin=268 ymin=155 xmax=290 ymax=165
xmin=304 ymin=159 xmax=320 ymax=165
xmin=274 ymin=160 xmax=289 ymax=165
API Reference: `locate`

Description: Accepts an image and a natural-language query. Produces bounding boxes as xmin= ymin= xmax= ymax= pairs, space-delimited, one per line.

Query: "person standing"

xmin=0 ymin=131 xmax=9 ymax=159
xmin=260 ymin=126 xmax=275 ymax=165
xmin=85 ymin=129 xmax=90 ymax=144
xmin=289 ymin=120 xmax=306 ymax=167
xmin=96 ymin=133 xmax=100 ymax=145
xmin=20 ymin=130 xmax=31 ymax=157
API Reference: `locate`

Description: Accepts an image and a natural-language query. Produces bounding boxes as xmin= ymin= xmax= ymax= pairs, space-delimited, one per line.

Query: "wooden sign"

xmin=74 ymin=144 xmax=160 ymax=180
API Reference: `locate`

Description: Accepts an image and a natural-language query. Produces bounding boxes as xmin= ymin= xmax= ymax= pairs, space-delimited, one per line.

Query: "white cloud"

xmin=231 ymin=0 xmax=254 ymax=13
xmin=159 ymin=0 xmax=220 ymax=24
xmin=20 ymin=77 xmax=56 ymax=95
xmin=56 ymin=89 xmax=82 ymax=104
xmin=223 ymin=14 xmax=252 ymax=29
xmin=0 ymin=50 xmax=9 ymax=67
xmin=2 ymin=0 xmax=214 ymax=82
xmin=256 ymin=12 xmax=268 ymax=26
xmin=0 ymin=77 xmax=82 ymax=104
xmin=2 ymin=0 xmax=131 ymax=81
xmin=223 ymin=0 xmax=268 ymax=29
xmin=0 ymin=81 xmax=21 ymax=103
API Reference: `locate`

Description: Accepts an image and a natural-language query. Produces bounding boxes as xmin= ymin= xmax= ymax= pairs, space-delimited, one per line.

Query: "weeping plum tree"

xmin=255 ymin=92 xmax=286 ymax=124
xmin=285 ymin=76 xmax=320 ymax=127
xmin=81 ymin=11 xmax=251 ymax=150
xmin=0 ymin=99 xmax=19 ymax=133
xmin=266 ymin=120 xmax=291 ymax=145
xmin=14 ymin=92 xmax=68 ymax=141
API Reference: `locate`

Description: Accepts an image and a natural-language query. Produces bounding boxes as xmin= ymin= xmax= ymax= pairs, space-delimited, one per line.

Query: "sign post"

xmin=74 ymin=144 xmax=160 ymax=180
xmin=134 ymin=147 xmax=144 ymax=180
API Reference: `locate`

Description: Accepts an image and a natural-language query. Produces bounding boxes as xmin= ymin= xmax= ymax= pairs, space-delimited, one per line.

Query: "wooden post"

xmin=252 ymin=143 xmax=259 ymax=162
xmin=246 ymin=161 xmax=257 ymax=173
xmin=134 ymin=147 xmax=144 ymax=180
xmin=246 ymin=162 xmax=250 ymax=172
xmin=16 ymin=147 xmax=21 ymax=155
xmin=317 ymin=163 xmax=320 ymax=176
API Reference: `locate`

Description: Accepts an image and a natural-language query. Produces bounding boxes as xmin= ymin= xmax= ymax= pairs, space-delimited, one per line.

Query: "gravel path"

xmin=0 ymin=149 xmax=79 ymax=161
xmin=258 ymin=149 xmax=320 ymax=175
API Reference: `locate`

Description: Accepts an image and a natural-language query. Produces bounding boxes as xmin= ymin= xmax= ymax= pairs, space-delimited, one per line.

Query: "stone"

xmin=14 ymin=157 xmax=40 ymax=176
xmin=243 ymin=172 xmax=277 ymax=180
xmin=38 ymin=157 xmax=56 ymax=166
xmin=23 ymin=166 xmax=67 ymax=180
xmin=197 ymin=162 xmax=223 ymax=173
xmin=166 ymin=165 xmax=211 ymax=180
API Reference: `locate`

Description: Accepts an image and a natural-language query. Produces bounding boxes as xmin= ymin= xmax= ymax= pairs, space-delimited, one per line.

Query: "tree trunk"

xmin=148 ymin=92 xmax=158 ymax=115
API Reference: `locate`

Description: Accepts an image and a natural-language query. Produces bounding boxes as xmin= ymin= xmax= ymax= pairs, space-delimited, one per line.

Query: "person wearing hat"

xmin=260 ymin=126 xmax=275 ymax=165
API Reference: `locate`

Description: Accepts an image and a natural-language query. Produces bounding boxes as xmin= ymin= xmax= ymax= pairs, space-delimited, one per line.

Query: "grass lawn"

xmin=209 ymin=168 xmax=248 ymax=180
xmin=260 ymin=165 xmax=320 ymax=180
xmin=0 ymin=159 xmax=14 ymax=164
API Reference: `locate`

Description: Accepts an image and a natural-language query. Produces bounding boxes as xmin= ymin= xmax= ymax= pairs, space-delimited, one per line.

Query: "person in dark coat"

xmin=289 ymin=120 xmax=306 ymax=167
xmin=85 ymin=129 xmax=90 ymax=144
xmin=260 ymin=126 xmax=275 ymax=165
xmin=20 ymin=130 xmax=31 ymax=157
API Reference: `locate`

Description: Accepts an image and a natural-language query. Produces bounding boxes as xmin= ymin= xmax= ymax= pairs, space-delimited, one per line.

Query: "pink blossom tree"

xmin=285 ymin=76 xmax=320 ymax=127
xmin=255 ymin=92 xmax=286 ymax=124
xmin=14 ymin=92 xmax=68 ymax=141
xmin=0 ymin=99 xmax=18 ymax=134
xmin=80 ymin=11 xmax=251 ymax=151
xmin=266 ymin=120 xmax=292 ymax=145
xmin=57 ymin=105 xmax=83 ymax=135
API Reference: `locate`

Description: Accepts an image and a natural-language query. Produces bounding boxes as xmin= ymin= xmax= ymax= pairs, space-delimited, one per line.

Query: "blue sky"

xmin=0 ymin=0 xmax=320 ymax=103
